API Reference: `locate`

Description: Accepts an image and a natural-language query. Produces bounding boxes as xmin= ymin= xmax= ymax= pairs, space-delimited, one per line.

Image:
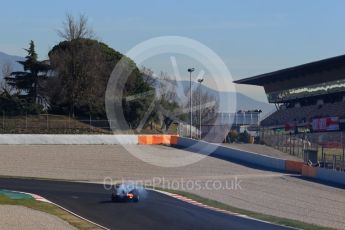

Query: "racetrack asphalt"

xmin=0 ymin=178 xmax=293 ymax=230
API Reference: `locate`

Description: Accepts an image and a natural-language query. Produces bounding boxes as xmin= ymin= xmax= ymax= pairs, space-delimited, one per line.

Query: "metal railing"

xmin=261 ymin=128 xmax=345 ymax=172
xmin=0 ymin=114 xmax=180 ymax=134
xmin=0 ymin=114 xmax=112 ymax=134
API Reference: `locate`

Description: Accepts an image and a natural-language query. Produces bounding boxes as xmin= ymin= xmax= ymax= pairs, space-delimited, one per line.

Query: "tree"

xmin=141 ymin=69 xmax=219 ymax=132
xmin=1 ymin=63 xmax=12 ymax=79
xmin=1 ymin=63 xmax=43 ymax=116
xmin=48 ymin=38 xmax=154 ymax=125
xmin=1 ymin=63 xmax=13 ymax=94
xmin=5 ymin=40 xmax=50 ymax=104
xmin=57 ymin=14 xmax=94 ymax=41
xmin=53 ymin=14 xmax=97 ymax=117
xmin=140 ymin=70 xmax=182 ymax=131
xmin=48 ymin=39 xmax=106 ymax=117
xmin=52 ymin=14 xmax=100 ymax=117
xmin=191 ymin=86 xmax=219 ymax=127
xmin=51 ymin=14 xmax=154 ymax=128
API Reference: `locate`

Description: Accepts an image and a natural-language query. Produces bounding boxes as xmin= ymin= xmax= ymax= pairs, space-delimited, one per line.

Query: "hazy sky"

xmin=1 ymin=0 xmax=344 ymax=102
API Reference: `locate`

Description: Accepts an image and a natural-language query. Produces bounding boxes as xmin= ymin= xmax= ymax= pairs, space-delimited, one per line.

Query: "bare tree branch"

xmin=57 ymin=13 xmax=94 ymax=41
xmin=1 ymin=63 xmax=14 ymax=94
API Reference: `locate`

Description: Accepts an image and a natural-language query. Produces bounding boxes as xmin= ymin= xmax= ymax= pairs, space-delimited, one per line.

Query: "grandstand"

xmin=260 ymin=100 xmax=345 ymax=127
xmin=234 ymin=54 xmax=345 ymax=170
xmin=234 ymin=54 xmax=345 ymax=132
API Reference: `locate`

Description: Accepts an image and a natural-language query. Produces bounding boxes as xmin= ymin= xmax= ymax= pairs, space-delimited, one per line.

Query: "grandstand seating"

xmin=261 ymin=100 xmax=345 ymax=126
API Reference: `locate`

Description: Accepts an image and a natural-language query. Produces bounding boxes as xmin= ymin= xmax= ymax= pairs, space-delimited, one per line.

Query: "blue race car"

xmin=111 ymin=183 xmax=140 ymax=202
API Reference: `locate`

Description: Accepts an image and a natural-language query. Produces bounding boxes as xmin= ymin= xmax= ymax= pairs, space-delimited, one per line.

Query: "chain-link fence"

xmin=178 ymin=123 xmax=231 ymax=143
xmin=0 ymin=114 xmax=181 ymax=134
xmin=0 ymin=114 xmax=112 ymax=134
xmin=261 ymin=128 xmax=345 ymax=171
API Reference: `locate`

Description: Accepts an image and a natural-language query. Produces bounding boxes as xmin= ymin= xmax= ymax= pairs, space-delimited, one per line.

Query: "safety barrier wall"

xmin=0 ymin=134 xmax=138 ymax=145
xmin=174 ymin=137 xmax=286 ymax=171
xmin=316 ymin=168 xmax=345 ymax=185
xmin=2 ymin=134 xmax=344 ymax=185
xmin=302 ymin=165 xmax=345 ymax=186
xmin=285 ymin=160 xmax=304 ymax=173
xmin=301 ymin=165 xmax=317 ymax=177
xmin=0 ymin=134 xmax=179 ymax=145
xmin=179 ymin=137 xmax=345 ymax=185
xmin=138 ymin=135 xmax=178 ymax=145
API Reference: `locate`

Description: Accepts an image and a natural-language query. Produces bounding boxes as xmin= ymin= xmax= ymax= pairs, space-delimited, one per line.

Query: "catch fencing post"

xmin=261 ymin=127 xmax=265 ymax=144
xmin=278 ymin=132 xmax=280 ymax=151
xmin=289 ymin=133 xmax=292 ymax=155
xmin=343 ymin=144 xmax=345 ymax=171
xmin=295 ymin=135 xmax=300 ymax=156
xmin=321 ymin=146 xmax=325 ymax=168
xmin=2 ymin=112 xmax=4 ymax=130
xmin=286 ymin=135 xmax=289 ymax=154
xmin=282 ymin=132 xmax=285 ymax=152
xmin=89 ymin=115 xmax=92 ymax=133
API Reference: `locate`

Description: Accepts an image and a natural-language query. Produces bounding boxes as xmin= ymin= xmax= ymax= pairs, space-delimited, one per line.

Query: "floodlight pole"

xmin=188 ymin=68 xmax=195 ymax=139
xmin=197 ymin=78 xmax=204 ymax=139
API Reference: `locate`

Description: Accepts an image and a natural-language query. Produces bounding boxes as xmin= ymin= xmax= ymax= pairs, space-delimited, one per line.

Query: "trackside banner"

xmin=312 ymin=117 xmax=339 ymax=131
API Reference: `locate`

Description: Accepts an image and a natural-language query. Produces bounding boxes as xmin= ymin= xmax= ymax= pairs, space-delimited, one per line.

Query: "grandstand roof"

xmin=234 ymin=54 xmax=345 ymax=89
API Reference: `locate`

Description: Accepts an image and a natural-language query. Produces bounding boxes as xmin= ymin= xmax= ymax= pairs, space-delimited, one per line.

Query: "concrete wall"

xmin=315 ymin=168 xmax=345 ymax=186
xmin=0 ymin=134 xmax=138 ymax=145
xmin=175 ymin=137 xmax=286 ymax=171
xmin=179 ymin=136 xmax=345 ymax=186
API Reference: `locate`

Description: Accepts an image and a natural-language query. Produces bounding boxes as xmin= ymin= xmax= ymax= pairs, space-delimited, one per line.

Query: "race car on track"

xmin=111 ymin=183 xmax=140 ymax=202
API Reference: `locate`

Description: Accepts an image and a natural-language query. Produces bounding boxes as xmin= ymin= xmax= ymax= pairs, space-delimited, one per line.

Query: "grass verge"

xmin=0 ymin=194 xmax=101 ymax=230
xmin=157 ymin=188 xmax=333 ymax=230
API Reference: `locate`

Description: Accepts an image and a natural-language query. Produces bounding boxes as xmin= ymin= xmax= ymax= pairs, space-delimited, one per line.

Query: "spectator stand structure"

xmin=234 ymin=54 xmax=345 ymax=172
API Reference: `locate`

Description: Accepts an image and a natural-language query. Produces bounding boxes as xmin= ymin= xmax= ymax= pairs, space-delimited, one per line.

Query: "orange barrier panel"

xmin=170 ymin=135 xmax=178 ymax=145
xmin=146 ymin=136 xmax=153 ymax=144
xmin=138 ymin=135 xmax=178 ymax=145
xmin=161 ymin=135 xmax=170 ymax=144
xmin=285 ymin=160 xmax=304 ymax=173
xmin=152 ymin=135 xmax=162 ymax=145
xmin=138 ymin=135 xmax=152 ymax=144
xmin=138 ymin=136 xmax=144 ymax=144
xmin=301 ymin=165 xmax=316 ymax=177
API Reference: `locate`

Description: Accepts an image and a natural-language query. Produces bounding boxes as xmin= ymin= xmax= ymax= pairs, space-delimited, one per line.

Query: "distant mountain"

xmin=219 ymin=91 xmax=274 ymax=116
xmin=0 ymin=51 xmax=24 ymax=79
xmin=156 ymin=79 xmax=275 ymax=117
